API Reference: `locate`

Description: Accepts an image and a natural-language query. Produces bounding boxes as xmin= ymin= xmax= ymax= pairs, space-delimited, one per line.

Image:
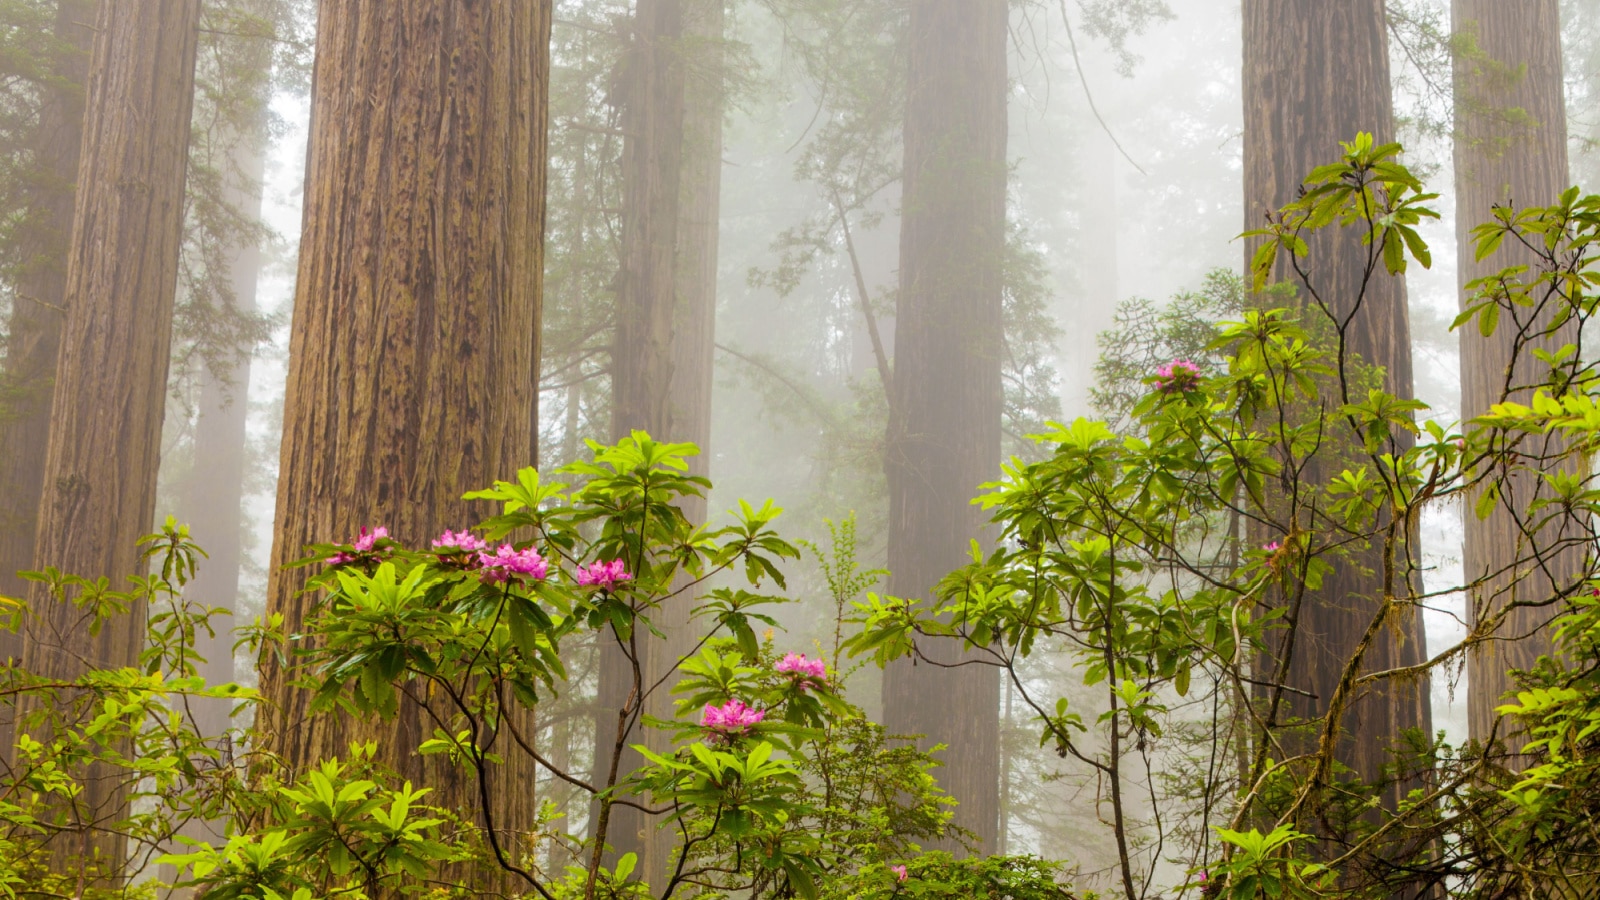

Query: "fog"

xmin=2 ymin=0 xmax=1598 ymax=895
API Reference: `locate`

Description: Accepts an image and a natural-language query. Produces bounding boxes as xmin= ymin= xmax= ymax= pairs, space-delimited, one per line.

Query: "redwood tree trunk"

xmin=1450 ymin=0 xmax=1579 ymax=746
xmin=611 ymin=0 xmax=687 ymax=445
xmin=882 ymin=0 xmax=1007 ymax=852
xmin=181 ymin=61 xmax=272 ymax=746
xmin=596 ymin=0 xmax=689 ymax=864
xmin=19 ymin=0 xmax=201 ymax=874
xmin=647 ymin=0 xmax=726 ymax=879
xmin=258 ymin=1 xmax=550 ymax=888
xmin=0 ymin=0 xmax=95 ymax=610
xmin=668 ymin=0 xmax=723 ymax=526
xmin=1242 ymin=0 xmax=1431 ymax=832
xmin=0 ymin=0 xmax=95 ymax=756
xmin=170 ymin=79 xmax=271 ymax=882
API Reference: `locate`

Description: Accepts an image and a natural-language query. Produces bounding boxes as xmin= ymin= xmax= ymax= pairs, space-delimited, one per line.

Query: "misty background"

xmin=4 ymin=0 xmax=1598 ymax=893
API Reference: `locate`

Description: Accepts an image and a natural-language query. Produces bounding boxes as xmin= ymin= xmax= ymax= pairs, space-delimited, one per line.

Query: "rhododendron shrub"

xmin=847 ymin=137 xmax=1600 ymax=897
xmin=162 ymin=434 xmax=975 ymax=900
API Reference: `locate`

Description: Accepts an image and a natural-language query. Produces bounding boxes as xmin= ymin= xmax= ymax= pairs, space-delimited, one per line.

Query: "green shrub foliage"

xmin=7 ymin=137 xmax=1600 ymax=898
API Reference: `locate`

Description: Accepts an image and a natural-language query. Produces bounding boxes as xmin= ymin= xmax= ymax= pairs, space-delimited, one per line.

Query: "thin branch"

xmin=1056 ymin=0 xmax=1148 ymax=177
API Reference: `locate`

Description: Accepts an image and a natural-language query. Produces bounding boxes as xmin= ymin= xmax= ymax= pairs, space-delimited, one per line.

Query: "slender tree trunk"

xmin=645 ymin=0 xmax=726 ymax=882
xmin=668 ymin=0 xmax=723 ymax=529
xmin=595 ymin=0 xmax=702 ymax=867
xmin=18 ymin=0 xmax=201 ymax=876
xmin=1242 ymin=0 xmax=1432 ymax=858
xmin=882 ymin=0 xmax=1007 ymax=853
xmin=0 ymin=0 xmax=95 ymax=757
xmin=168 ymin=65 xmax=272 ymax=890
xmin=1451 ymin=0 xmax=1579 ymax=746
xmin=258 ymin=2 xmax=550 ymax=889
xmin=181 ymin=57 xmax=271 ymax=749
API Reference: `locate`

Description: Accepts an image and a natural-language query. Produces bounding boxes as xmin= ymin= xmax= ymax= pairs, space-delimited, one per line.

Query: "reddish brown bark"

xmin=19 ymin=0 xmax=201 ymax=874
xmin=882 ymin=0 xmax=1008 ymax=853
xmin=1242 ymin=0 xmax=1431 ymax=822
xmin=1450 ymin=0 xmax=1580 ymax=746
xmin=0 ymin=0 xmax=96 ymax=760
xmin=258 ymin=1 xmax=550 ymax=888
xmin=0 ymin=0 xmax=95 ymax=609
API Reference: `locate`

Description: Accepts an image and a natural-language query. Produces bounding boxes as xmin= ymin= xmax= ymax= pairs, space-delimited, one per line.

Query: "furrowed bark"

xmin=1450 ymin=0 xmax=1582 ymax=748
xmin=0 ymin=0 xmax=96 ymax=754
xmin=20 ymin=0 xmax=201 ymax=877
xmin=1241 ymin=0 xmax=1432 ymax=868
xmin=259 ymin=1 xmax=550 ymax=890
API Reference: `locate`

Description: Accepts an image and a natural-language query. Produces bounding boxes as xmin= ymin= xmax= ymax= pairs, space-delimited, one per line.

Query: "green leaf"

xmin=1479 ymin=302 xmax=1500 ymax=338
xmin=1475 ymin=485 xmax=1500 ymax=520
xmin=614 ymin=852 xmax=637 ymax=882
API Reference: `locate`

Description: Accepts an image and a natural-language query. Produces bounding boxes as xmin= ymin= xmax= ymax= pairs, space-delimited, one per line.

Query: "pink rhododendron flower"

xmin=477 ymin=544 xmax=550 ymax=583
xmin=1263 ymin=541 xmax=1282 ymax=553
xmin=775 ymin=653 xmax=828 ymax=688
xmin=1154 ymin=359 xmax=1202 ymax=394
xmin=700 ymin=699 xmax=765 ymax=738
xmin=890 ymin=865 xmax=908 ymax=883
xmin=353 ymin=526 xmax=389 ymax=553
xmin=329 ymin=526 xmax=390 ymax=565
xmin=576 ymin=559 xmax=631 ymax=590
xmin=432 ymin=529 xmax=487 ymax=554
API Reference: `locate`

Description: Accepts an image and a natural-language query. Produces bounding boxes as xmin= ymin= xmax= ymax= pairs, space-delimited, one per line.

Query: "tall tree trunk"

xmin=170 ymin=66 xmax=272 ymax=886
xmin=18 ymin=0 xmax=201 ymax=876
xmin=595 ymin=0 xmax=689 ymax=865
xmin=180 ymin=42 xmax=272 ymax=749
xmin=882 ymin=0 xmax=1007 ymax=853
xmin=1451 ymin=0 xmax=1579 ymax=747
xmin=1242 ymin=0 xmax=1432 ymax=845
xmin=646 ymin=0 xmax=725 ymax=881
xmin=0 ymin=0 xmax=96 ymax=628
xmin=668 ymin=0 xmax=723 ymax=529
xmin=258 ymin=2 xmax=550 ymax=889
xmin=0 ymin=0 xmax=95 ymax=757
xmin=611 ymin=0 xmax=686 ymax=446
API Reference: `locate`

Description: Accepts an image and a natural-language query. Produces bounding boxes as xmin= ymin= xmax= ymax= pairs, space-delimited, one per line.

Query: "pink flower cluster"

xmin=432 ymin=529 xmax=488 ymax=554
xmin=889 ymin=865 xmax=908 ymax=883
xmin=354 ymin=526 xmax=389 ymax=551
xmin=477 ymin=544 xmax=550 ymax=584
xmin=1263 ymin=540 xmax=1282 ymax=553
xmin=1154 ymin=359 xmax=1202 ymax=394
xmin=700 ymin=698 xmax=765 ymax=739
xmin=576 ymin=559 xmax=631 ymax=590
xmin=330 ymin=526 xmax=390 ymax=565
xmin=775 ymin=653 xmax=828 ymax=689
